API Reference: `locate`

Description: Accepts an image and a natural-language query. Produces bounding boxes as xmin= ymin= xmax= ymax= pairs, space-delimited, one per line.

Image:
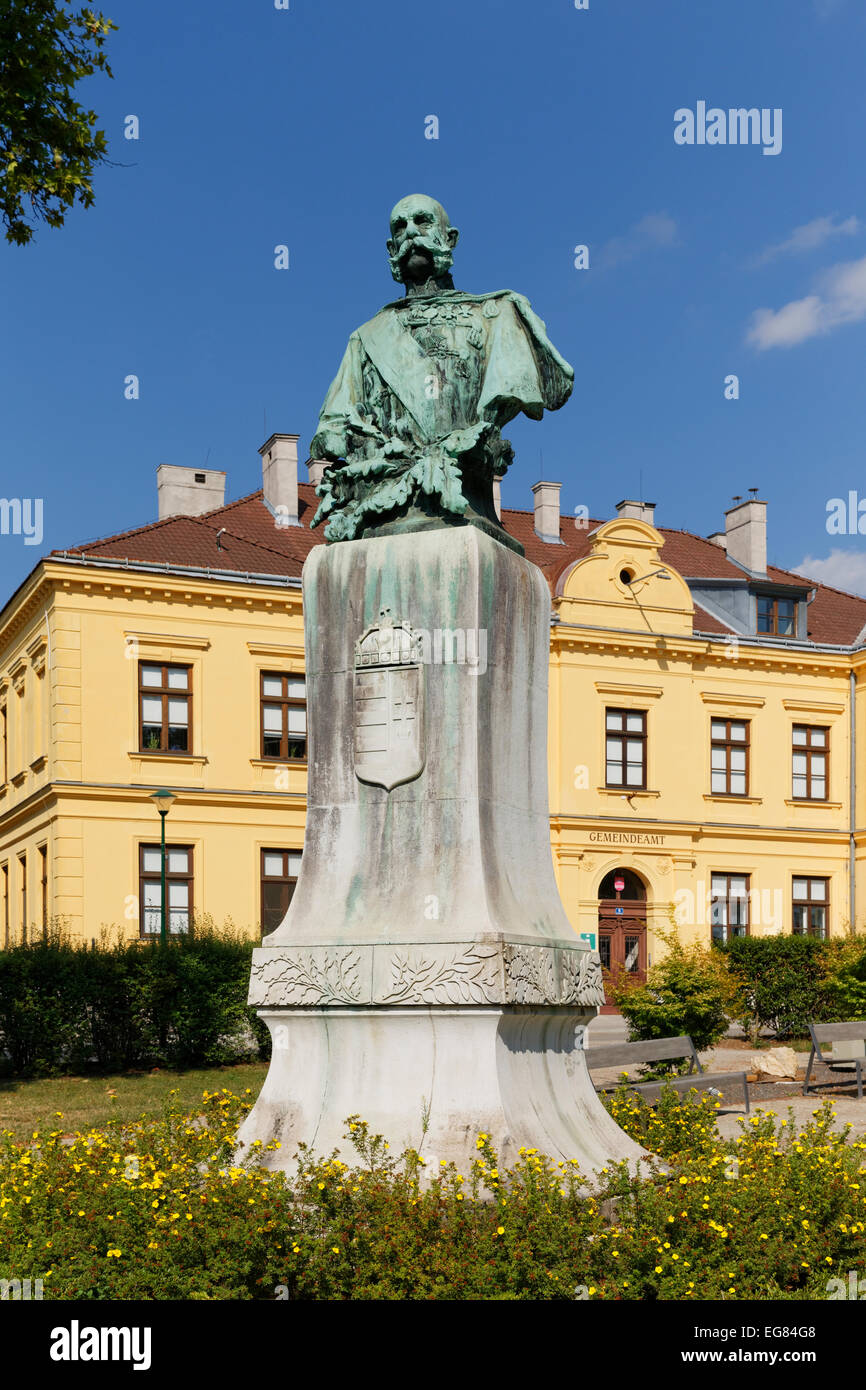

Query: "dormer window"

xmin=757 ymin=596 xmax=795 ymax=636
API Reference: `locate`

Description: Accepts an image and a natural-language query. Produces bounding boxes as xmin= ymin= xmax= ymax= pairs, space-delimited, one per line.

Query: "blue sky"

xmin=2 ymin=0 xmax=866 ymax=600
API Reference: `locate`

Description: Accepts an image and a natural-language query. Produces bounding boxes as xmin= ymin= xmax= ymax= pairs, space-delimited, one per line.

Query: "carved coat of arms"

xmin=354 ymin=608 xmax=425 ymax=791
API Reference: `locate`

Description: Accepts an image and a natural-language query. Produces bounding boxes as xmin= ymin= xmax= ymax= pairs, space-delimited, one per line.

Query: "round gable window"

xmin=619 ymin=568 xmax=634 ymax=585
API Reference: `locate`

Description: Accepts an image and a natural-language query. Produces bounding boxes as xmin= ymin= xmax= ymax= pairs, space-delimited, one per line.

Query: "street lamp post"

xmin=149 ymin=789 xmax=176 ymax=945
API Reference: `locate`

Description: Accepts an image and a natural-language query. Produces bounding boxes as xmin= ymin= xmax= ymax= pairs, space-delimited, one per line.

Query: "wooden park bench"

xmin=587 ymin=1034 xmax=750 ymax=1113
xmin=803 ymin=1021 xmax=866 ymax=1100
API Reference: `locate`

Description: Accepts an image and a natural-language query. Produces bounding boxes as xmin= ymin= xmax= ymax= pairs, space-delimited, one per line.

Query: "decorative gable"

xmin=555 ymin=518 xmax=695 ymax=635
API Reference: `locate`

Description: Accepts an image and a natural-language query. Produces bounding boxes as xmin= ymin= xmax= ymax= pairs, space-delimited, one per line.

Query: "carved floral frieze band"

xmin=248 ymin=941 xmax=605 ymax=1009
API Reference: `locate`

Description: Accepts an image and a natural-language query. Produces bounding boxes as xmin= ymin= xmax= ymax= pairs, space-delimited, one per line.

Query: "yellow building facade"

xmin=549 ymin=516 xmax=864 ymax=989
xmin=2 ymin=450 xmax=864 ymax=1004
xmin=0 ymin=557 xmax=307 ymax=944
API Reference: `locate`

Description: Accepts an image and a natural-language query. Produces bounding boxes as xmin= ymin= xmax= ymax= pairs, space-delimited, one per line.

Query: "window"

xmin=261 ymin=849 xmax=302 ymax=933
xmin=260 ymin=673 xmax=306 ymax=761
xmin=710 ymin=873 xmax=749 ymax=943
xmin=793 ymin=877 xmax=829 ymax=938
xmin=39 ymin=845 xmax=47 ymax=937
xmin=792 ymin=725 xmax=828 ymax=801
xmin=710 ymin=719 xmax=749 ymax=796
xmin=139 ymin=844 xmax=193 ymax=936
xmin=1 ymin=705 xmax=6 ymax=782
xmin=18 ymin=853 xmax=26 ymax=945
xmin=2 ymin=863 xmax=8 ymax=948
xmin=139 ymin=663 xmax=191 ymax=753
xmin=605 ymin=708 xmax=646 ymax=789
xmin=757 ymin=596 xmax=795 ymax=636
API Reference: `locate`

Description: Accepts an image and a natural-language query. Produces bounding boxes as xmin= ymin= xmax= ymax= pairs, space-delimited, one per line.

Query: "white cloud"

xmin=755 ymin=214 xmax=859 ymax=265
xmin=794 ymin=550 xmax=866 ymax=597
xmin=746 ymin=254 xmax=866 ymax=349
xmin=596 ymin=213 xmax=678 ymax=270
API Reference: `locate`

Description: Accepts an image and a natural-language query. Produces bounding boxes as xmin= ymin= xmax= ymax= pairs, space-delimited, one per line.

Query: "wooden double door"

xmin=598 ymin=901 xmax=647 ymax=1013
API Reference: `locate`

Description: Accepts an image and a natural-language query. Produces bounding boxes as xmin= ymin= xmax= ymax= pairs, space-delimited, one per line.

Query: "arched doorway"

xmin=597 ymin=867 xmax=648 ymax=1013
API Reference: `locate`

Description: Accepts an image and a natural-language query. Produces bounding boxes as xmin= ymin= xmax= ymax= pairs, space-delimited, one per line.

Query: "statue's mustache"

xmin=395 ymin=234 xmax=445 ymax=262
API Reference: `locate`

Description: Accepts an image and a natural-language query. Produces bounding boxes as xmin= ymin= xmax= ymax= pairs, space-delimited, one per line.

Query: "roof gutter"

xmin=553 ymin=617 xmax=863 ymax=656
xmin=48 ymin=553 xmax=303 ymax=589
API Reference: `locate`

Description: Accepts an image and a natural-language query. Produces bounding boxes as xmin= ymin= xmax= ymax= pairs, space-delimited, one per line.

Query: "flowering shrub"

xmin=1 ymin=1089 xmax=864 ymax=1300
xmin=613 ymin=929 xmax=734 ymax=1052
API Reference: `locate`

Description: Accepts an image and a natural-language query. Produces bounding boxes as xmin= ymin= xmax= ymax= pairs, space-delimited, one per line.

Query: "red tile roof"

xmin=52 ymin=489 xmax=866 ymax=647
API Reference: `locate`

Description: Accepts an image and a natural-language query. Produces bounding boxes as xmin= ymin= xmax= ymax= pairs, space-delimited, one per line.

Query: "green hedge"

xmin=0 ymin=932 xmax=271 ymax=1076
xmin=718 ymin=935 xmax=839 ymax=1039
xmin=614 ymin=930 xmax=866 ymax=1047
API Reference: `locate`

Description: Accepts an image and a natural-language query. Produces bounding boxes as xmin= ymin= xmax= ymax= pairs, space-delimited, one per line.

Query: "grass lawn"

xmin=0 ymin=1062 xmax=269 ymax=1142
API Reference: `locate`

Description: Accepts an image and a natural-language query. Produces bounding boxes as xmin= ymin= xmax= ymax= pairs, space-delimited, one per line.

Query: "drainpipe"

xmin=850 ymin=669 xmax=856 ymax=937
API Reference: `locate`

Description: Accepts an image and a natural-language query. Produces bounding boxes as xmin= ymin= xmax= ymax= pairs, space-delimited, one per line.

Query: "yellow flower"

xmin=497 ymin=1226 xmax=505 ymax=1235
xmin=106 ymin=1249 xmax=121 ymax=1258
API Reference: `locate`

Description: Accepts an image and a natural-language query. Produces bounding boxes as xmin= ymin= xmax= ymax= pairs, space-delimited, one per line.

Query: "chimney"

xmin=307 ymin=458 xmax=327 ymax=489
xmin=260 ymin=433 xmax=300 ymax=527
xmin=532 ymin=481 xmax=563 ymax=544
xmin=615 ymin=498 xmax=656 ymax=526
xmin=157 ymin=464 xmax=226 ymax=520
xmin=492 ymin=473 xmax=503 ymax=521
xmin=707 ymin=531 xmax=727 ymax=549
xmin=725 ymin=494 xmax=767 ymax=575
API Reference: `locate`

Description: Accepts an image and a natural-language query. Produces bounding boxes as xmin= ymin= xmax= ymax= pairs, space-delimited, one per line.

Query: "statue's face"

xmin=387 ymin=195 xmax=459 ymax=286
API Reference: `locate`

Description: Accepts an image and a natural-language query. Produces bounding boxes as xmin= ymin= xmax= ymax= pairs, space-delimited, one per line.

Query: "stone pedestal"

xmin=236 ymin=526 xmax=644 ymax=1176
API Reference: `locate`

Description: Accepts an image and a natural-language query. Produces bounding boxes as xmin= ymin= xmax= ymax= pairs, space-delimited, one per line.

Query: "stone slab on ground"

xmin=702 ymin=1046 xmax=804 ymax=1075
xmin=749 ymin=1046 xmax=799 ymax=1079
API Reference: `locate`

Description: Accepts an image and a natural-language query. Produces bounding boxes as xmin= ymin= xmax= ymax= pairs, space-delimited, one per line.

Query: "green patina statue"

xmin=309 ymin=194 xmax=574 ymax=549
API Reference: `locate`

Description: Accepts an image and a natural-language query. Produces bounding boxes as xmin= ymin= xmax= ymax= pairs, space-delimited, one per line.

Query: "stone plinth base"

xmin=235 ymin=1006 xmax=647 ymax=1179
xmin=238 ymin=526 xmax=645 ymax=1177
